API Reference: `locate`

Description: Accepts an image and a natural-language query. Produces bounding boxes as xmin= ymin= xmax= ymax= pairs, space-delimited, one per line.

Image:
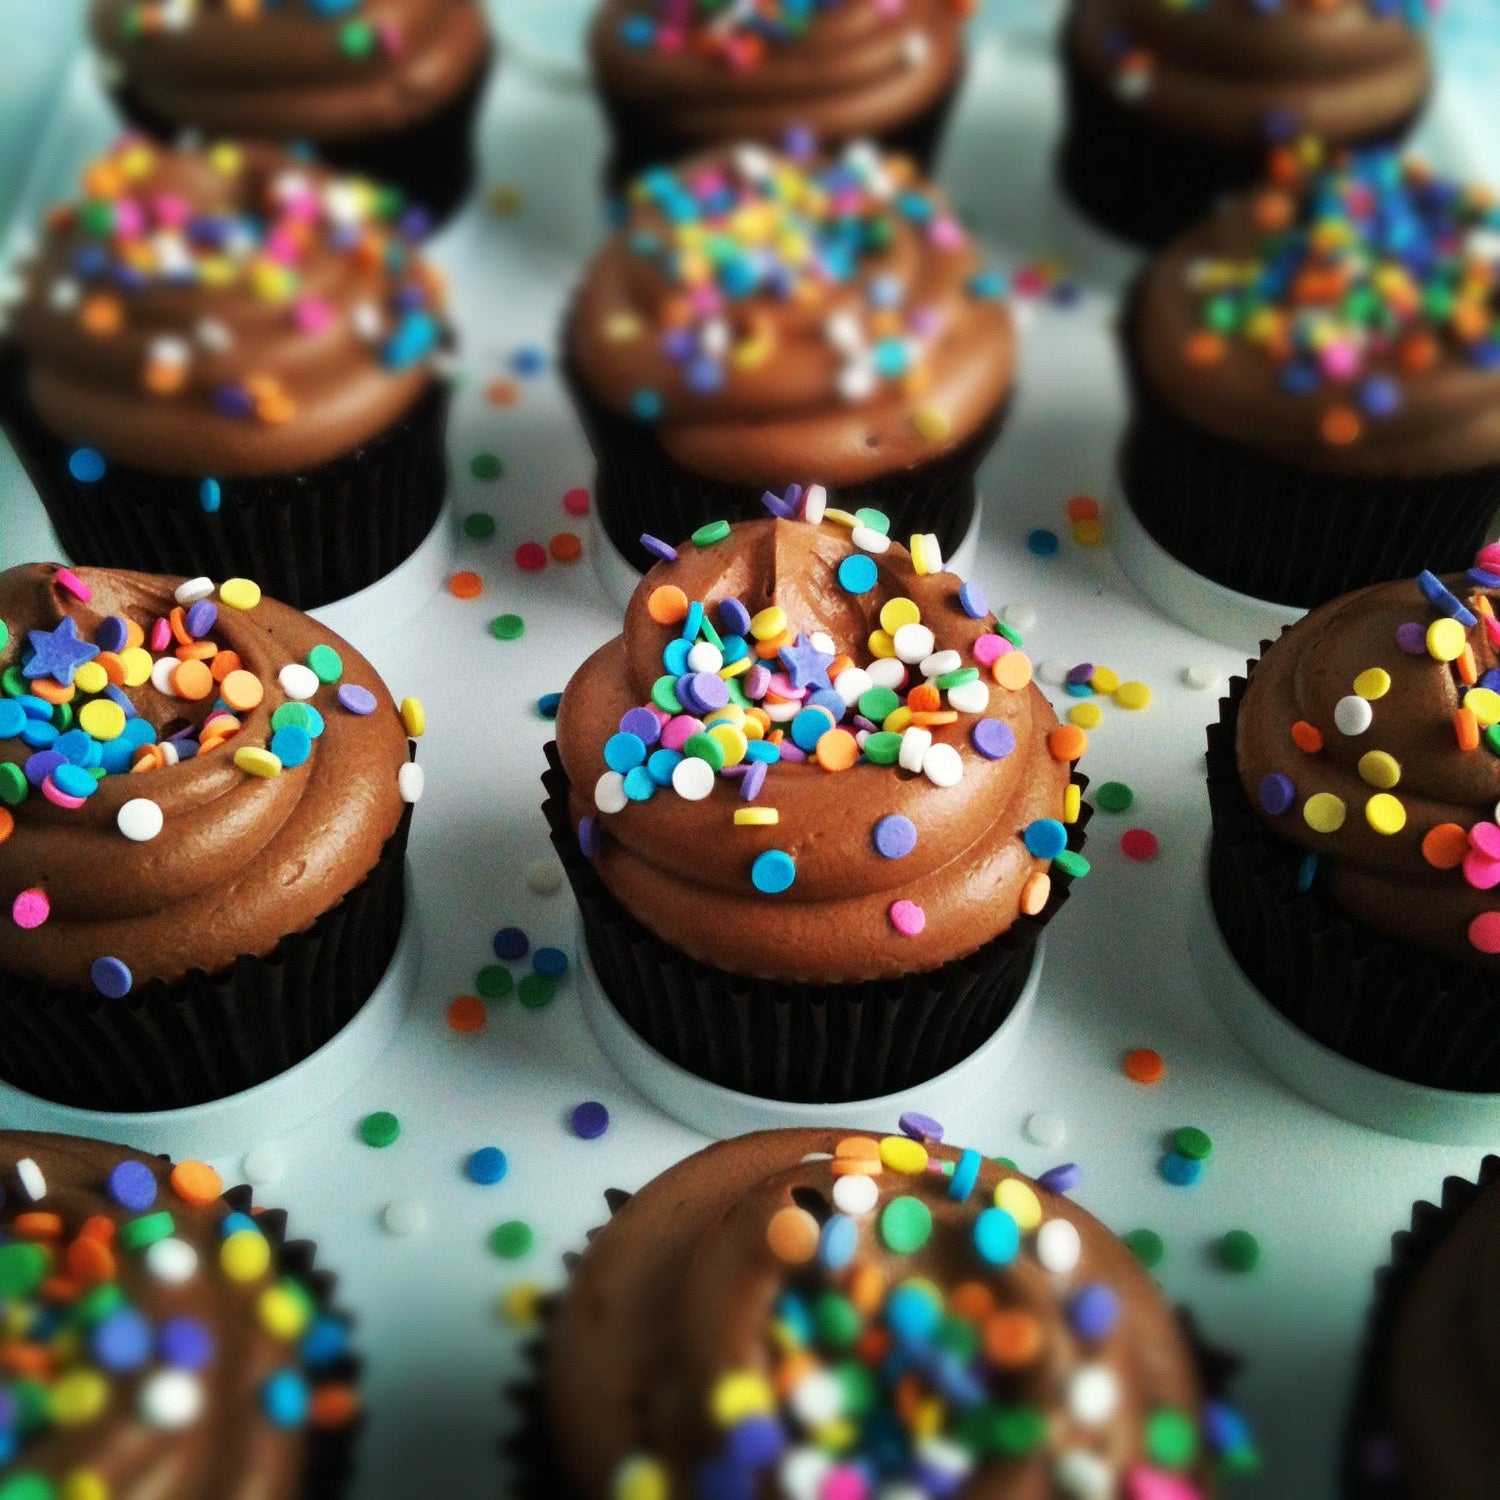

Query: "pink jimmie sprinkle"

xmin=12 ymin=889 xmax=50 ymax=929
xmin=889 ymin=899 xmax=926 ymax=936
xmin=54 ymin=567 xmax=92 ymax=602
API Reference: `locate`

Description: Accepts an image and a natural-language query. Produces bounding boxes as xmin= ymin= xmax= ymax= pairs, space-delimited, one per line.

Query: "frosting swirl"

xmin=555 ymin=507 xmax=1084 ymax=985
xmin=90 ymin=0 xmax=488 ymax=144
xmin=5 ymin=138 xmax=449 ymax=479
xmin=0 ymin=563 xmax=413 ymax=991
xmin=568 ymin=143 xmax=1014 ymax=489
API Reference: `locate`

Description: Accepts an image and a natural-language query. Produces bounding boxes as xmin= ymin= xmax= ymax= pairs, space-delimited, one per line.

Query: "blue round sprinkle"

xmin=974 ymin=1207 xmax=1021 ymax=1266
xmin=622 ymin=766 xmax=655 ymax=802
xmin=1069 ymin=1283 xmax=1121 ymax=1342
xmin=92 ymin=1308 xmax=152 ymax=1372
xmin=537 ymin=693 xmax=562 ymax=720
xmin=68 ymin=448 xmax=106 ymax=484
xmin=727 ymin=1416 xmax=785 ymax=1470
xmin=751 ymin=850 xmax=796 ymax=895
xmin=886 ymin=1284 xmax=940 ymax=1342
xmin=1026 ymin=528 xmax=1060 ymax=557
xmin=1296 ymin=852 xmax=1318 ymax=894
xmin=300 ymin=1317 xmax=349 ymax=1369
xmin=718 ymin=598 xmax=752 ymax=635
xmin=0 ymin=701 xmax=25 ymax=738
xmin=90 ymin=956 xmax=133 ymax=1000
xmin=262 ymin=1370 xmax=310 ymax=1428
xmin=948 ymin=1148 xmax=981 ymax=1203
xmin=468 ymin=1147 xmax=508 ymax=1186
xmin=630 ymin=388 xmax=662 ymax=422
xmin=52 ymin=763 xmax=97 ymax=799
xmin=646 ymin=748 xmax=682 ymax=787
xmin=604 ymin=732 xmax=648 ymax=773
xmin=789 ymin=708 xmax=834 ymax=752
xmin=838 ymin=554 xmax=878 ymax=595
xmin=1258 ymin=773 xmax=1296 ymax=816
xmin=270 ymin=726 xmax=312 ymax=770
xmin=107 ymin=1159 xmax=157 ymax=1212
xmin=1159 ymin=1151 xmax=1204 ymax=1188
xmin=159 ymin=1316 xmax=214 ymax=1371
xmin=958 ymin=581 xmax=988 ymax=619
xmin=1022 ymin=819 xmax=1068 ymax=860
xmin=571 ymin=1100 xmax=610 ymax=1140
xmin=95 ymin=616 xmax=129 ymax=653
xmin=493 ymin=927 xmax=529 ymax=961
xmin=199 ymin=478 xmax=222 ymax=514
xmin=533 ymin=947 xmax=569 ymax=979
xmin=818 ymin=1214 xmax=859 ymax=1271
xmin=873 ymin=814 xmax=918 ymax=860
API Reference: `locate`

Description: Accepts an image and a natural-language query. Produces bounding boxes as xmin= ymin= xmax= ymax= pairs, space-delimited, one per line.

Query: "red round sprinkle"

xmin=515 ymin=542 xmax=548 ymax=571
xmin=562 ymin=488 xmax=590 ymax=516
xmin=1124 ymin=1048 xmax=1165 ymax=1086
xmin=1120 ymin=829 xmax=1159 ymax=862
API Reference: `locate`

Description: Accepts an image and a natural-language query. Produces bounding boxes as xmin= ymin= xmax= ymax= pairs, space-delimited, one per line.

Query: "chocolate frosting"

xmin=91 ymin=0 xmax=488 ymax=144
xmin=547 ymin=1127 xmax=1218 ymax=1499
xmin=556 ymin=517 xmax=1072 ymax=984
xmin=0 ymin=563 xmax=410 ymax=989
xmin=568 ymin=144 xmax=1014 ymax=489
xmin=591 ymin=0 xmax=963 ymax=152
xmin=6 ymin=139 xmax=449 ymax=478
xmin=1066 ymin=0 xmax=1430 ymax=150
xmin=0 ymin=1130 xmax=341 ymax=1498
xmin=1235 ymin=572 xmax=1500 ymax=969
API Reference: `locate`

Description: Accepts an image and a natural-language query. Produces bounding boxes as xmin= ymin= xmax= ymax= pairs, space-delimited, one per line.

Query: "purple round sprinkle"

xmin=778 ymin=743 xmax=807 ymax=764
xmin=1394 ymin=621 xmax=1426 ymax=654
xmin=760 ymin=488 xmax=795 ymax=519
xmin=744 ymin=665 xmax=772 ymax=700
xmin=719 ymin=598 xmax=752 ymax=636
xmin=494 ymin=926 xmax=529 ymax=961
xmin=1066 ymin=663 xmax=1095 ymax=686
xmin=1037 ymin=1162 xmax=1082 ymax=1195
xmin=727 ymin=1415 xmax=786 ymax=1469
xmin=578 ymin=816 xmax=601 ymax=857
xmin=640 ymin=535 xmax=678 ymax=564
xmin=1358 ymin=376 xmax=1401 ymax=419
xmin=90 ymin=956 xmax=133 ymax=999
xmin=571 ymin=1101 xmax=610 ymax=1140
xmin=1258 ymin=773 xmax=1296 ymax=817
xmin=687 ymin=672 xmax=729 ymax=712
xmin=1468 ymin=568 xmax=1500 ymax=590
xmin=741 ymin=760 xmax=768 ymax=801
xmin=899 ymin=1112 xmax=944 ymax=1143
xmin=92 ymin=1308 xmax=152 ymax=1372
xmin=674 ymin=676 xmax=706 ymax=715
xmin=873 ymin=814 xmax=918 ymax=860
xmin=24 ymin=751 xmax=65 ymax=787
xmin=184 ymin=599 xmax=218 ymax=639
xmin=107 ymin=1159 xmax=158 ymax=1213
xmin=620 ymin=707 xmax=662 ymax=746
xmin=159 ymin=1316 xmax=215 ymax=1371
xmin=957 ymin=582 xmax=988 ymax=620
xmin=1069 ymin=1283 xmax=1120 ymax=1342
xmin=971 ymin=720 xmax=1016 ymax=761
xmin=95 ymin=615 xmax=129 ymax=653
xmin=337 ymin=684 xmax=378 ymax=716
xmin=783 ymin=123 xmax=817 ymax=160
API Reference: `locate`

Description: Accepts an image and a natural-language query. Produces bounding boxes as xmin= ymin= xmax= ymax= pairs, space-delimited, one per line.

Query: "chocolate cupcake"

xmin=544 ymin=502 xmax=1090 ymax=1102
xmin=1059 ymin=0 xmax=1432 ymax=249
xmin=91 ymin=0 xmax=491 ymax=226
xmin=0 ymin=1131 xmax=361 ymax=1498
xmin=590 ymin=0 xmax=969 ymax=190
xmin=1207 ymin=562 xmax=1500 ymax=1092
xmin=566 ymin=142 xmax=1016 ymax=577
xmin=0 ymin=561 xmax=422 ymax=1112
xmin=519 ymin=1124 xmax=1258 ymax=1498
xmin=1121 ymin=150 xmax=1500 ymax=612
xmin=0 ymin=137 xmax=453 ymax=611
xmin=1343 ymin=1155 xmax=1500 ymax=1498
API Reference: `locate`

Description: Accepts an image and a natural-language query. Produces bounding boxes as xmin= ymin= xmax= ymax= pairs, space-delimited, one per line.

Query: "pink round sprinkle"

xmin=41 ymin=777 xmax=87 ymax=811
xmin=1470 ymin=912 xmax=1500 ymax=954
xmin=292 ymin=297 xmax=334 ymax=335
xmin=562 ymin=488 xmax=590 ymax=517
xmin=1477 ymin=543 xmax=1500 ymax=572
xmin=660 ymin=715 xmax=705 ymax=752
xmin=972 ymin=634 xmax=1009 ymax=667
xmin=889 ymin=900 xmax=926 ymax=936
xmin=515 ymin=542 xmax=548 ymax=572
xmin=149 ymin=617 xmax=172 ymax=652
xmin=54 ymin=567 xmax=92 ymax=602
xmin=767 ymin=674 xmax=807 ymax=701
xmin=822 ymin=1470 xmax=869 ymax=1500
xmin=1463 ymin=851 xmax=1500 ymax=891
xmin=1472 ymin=822 xmax=1500 ymax=860
xmin=1121 ymin=829 xmax=1159 ymax=862
xmin=12 ymin=889 xmax=49 ymax=929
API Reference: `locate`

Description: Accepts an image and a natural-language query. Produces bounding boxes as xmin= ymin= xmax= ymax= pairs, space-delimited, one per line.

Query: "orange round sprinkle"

xmin=549 ymin=532 xmax=582 ymax=563
xmin=211 ymin=650 xmax=243 ymax=682
xmin=78 ymin=1215 xmax=115 ymax=1245
xmin=835 ymin=1135 xmax=881 ymax=1159
xmin=993 ymin=653 xmax=1033 ymax=692
xmin=1290 ymin=720 xmax=1324 ymax=754
xmin=1066 ymin=494 xmax=1100 ymax=523
xmin=765 ymin=1205 xmax=820 ymax=1264
xmin=220 ymin=669 xmax=264 ymax=713
xmin=848 ymin=1263 xmax=886 ymax=1317
xmin=1019 ymin=871 xmax=1051 ymax=916
xmin=66 ymin=1236 xmax=116 ymax=1287
xmin=310 ymin=1385 xmax=362 ymax=1430
xmin=95 ymin=652 xmax=126 ymax=686
xmin=485 ymin=379 xmax=518 ymax=407
xmin=1321 ymin=406 xmax=1361 ymax=446
xmin=1048 ymin=725 xmax=1088 ymax=762
xmin=948 ymin=1282 xmax=996 ymax=1322
xmin=170 ymin=1160 xmax=224 ymax=1207
xmin=984 ymin=1309 xmax=1042 ymax=1367
xmin=907 ymin=683 xmax=941 ymax=714
xmin=29 ymin=679 xmax=74 ymax=706
xmin=1183 ymin=331 xmax=1226 ymax=368
xmin=910 ymin=711 xmax=958 ymax=728
xmin=646 ymin=586 xmax=688 ymax=626
xmin=168 ymin=608 xmax=193 ymax=646
xmin=171 ymin=659 xmax=214 ymax=701
xmin=0 ymin=808 xmax=12 ymax=847
xmin=12 ymin=1213 xmax=63 ymax=1240
xmin=174 ymin=641 xmax=217 ymax=663
xmin=79 ymin=295 xmax=123 ymax=337
xmin=1422 ymin=823 xmax=1470 ymax=870
xmin=1124 ymin=1047 xmax=1165 ymax=1086
xmin=814 ymin=728 xmax=859 ymax=772
xmin=447 ymin=571 xmax=484 ymax=600
xmin=447 ymin=995 xmax=486 ymax=1033
xmin=1457 ymin=645 xmax=1479 ymax=687
xmin=1455 ymin=708 xmax=1481 ymax=753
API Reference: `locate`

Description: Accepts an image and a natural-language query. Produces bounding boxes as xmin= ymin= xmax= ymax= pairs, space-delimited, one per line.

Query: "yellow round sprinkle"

xmin=258 ymin=1285 xmax=310 ymax=1341
xmin=120 ymin=647 xmax=153 ymax=687
xmin=614 ymin=1457 xmax=670 ymax=1500
xmin=742 ymin=715 xmax=765 ymax=741
xmin=1466 ymin=688 xmax=1500 ymax=728
xmin=233 ymin=747 xmax=282 ymax=779
xmin=77 ymin=700 xmax=126 ymax=743
xmin=995 ymin=1179 xmax=1042 ymax=1231
xmin=879 ymin=1136 xmax=928 ymax=1175
xmin=208 ymin=143 xmax=243 ymax=176
xmin=719 ymin=656 xmax=753 ymax=680
xmin=51 ymin=1371 xmax=109 ymax=1426
xmin=1064 ymin=783 xmax=1082 ymax=824
xmin=73 ymin=662 xmax=108 ymax=696
xmin=879 ymin=598 xmax=921 ymax=634
xmin=1068 ymin=702 xmax=1102 ymax=729
xmin=1353 ymin=667 xmax=1391 ymax=700
xmin=500 ymin=1282 xmax=543 ymax=1329
xmin=400 ymin=698 xmax=426 ymax=738
xmin=1357 ymin=751 xmax=1402 ymax=789
xmin=821 ymin=508 xmax=859 ymax=529
xmin=604 ymin=312 xmax=642 ymax=342
xmin=910 ymin=535 xmax=932 ymax=575
xmin=707 ymin=724 xmax=748 ymax=766
xmin=750 ymin=607 xmax=787 ymax=642
xmin=710 ymin=1371 xmax=774 ymax=1426
xmin=61 ymin=1471 xmax=108 ymax=1500
xmin=1113 ymin=681 xmax=1152 ymax=711
xmin=1303 ymin=792 xmax=1347 ymax=833
xmin=705 ymin=704 xmax=745 ymax=729
xmin=1427 ymin=618 xmax=1467 ymax=661
xmin=220 ymin=1229 xmax=272 ymax=1283
xmin=1072 ymin=519 xmax=1105 ymax=548
xmin=868 ymin=630 xmax=897 ymax=660
xmin=219 ymin=578 xmax=261 ymax=611
xmin=883 ymin=705 xmax=913 ymax=733
xmin=1089 ymin=666 xmax=1120 ymax=695
xmin=913 ymin=406 xmax=953 ymax=441
xmin=1365 ymin=793 xmax=1407 ymax=835
xmin=734 ymin=808 xmax=779 ymax=826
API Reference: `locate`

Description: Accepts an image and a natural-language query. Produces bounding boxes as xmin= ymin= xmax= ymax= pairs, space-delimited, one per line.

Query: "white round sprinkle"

xmin=851 ymin=524 xmax=891 ymax=555
xmin=947 ymin=679 xmax=990 ymax=715
xmin=241 ymin=1145 xmax=286 ymax=1188
xmin=527 ymin=859 xmax=562 ymax=896
xmin=397 ymin=762 xmax=425 ymax=805
xmin=686 ymin=642 xmax=723 ymax=673
xmin=139 ymin=1371 xmax=204 ymax=1430
xmin=671 ymin=757 xmax=716 ymax=802
xmin=1183 ymin=664 xmax=1221 ymax=692
xmin=118 ymin=798 xmax=164 ymax=842
xmin=1002 ymin=603 xmax=1037 ymax=632
xmin=833 ymin=667 xmax=873 ymax=707
xmin=381 ymin=1199 xmax=427 ymax=1238
xmin=594 ymin=771 xmax=628 ymax=815
xmin=1056 ymin=1448 xmax=1113 ymax=1496
xmin=173 ymin=577 xmax=215 ymax=606
xmin=779 ymin=1448 xmax=832 ymax=1500
xmin=824 ymin=312 xmax=862 ymax=353
xmin=1066 ymin=1366 xmax=1121 ymax=1428
xmin=279 ymin=663 xmax=319 ymax=700
xmin=866 ymin=658 xmax=907 ymax=691
xmin=809 ymin=631 xmax=836 ymax=657
xmin=802 ymin=485 xmax=827 ymax=524
xmin=837 ymin=365 xmax=877 ymax=403
xmin=920 ymin=650 xmax=962 ymax=679
xmin=16 ymin=1158 xmax=45 ymax=1201
xmin=917 ymin=534 xmax=944 ymax=573
xmin=146 ymin=1238 xmax=199 ymax=1285
xmin=194 ymin=317 xmax=232 ymax=352
xmin=1024 ymin=1111 xmax=1066 ymax=1149
xmin=1038 ymin=658 xmax=1072 ymax=687
xmin=898 ymin=726 xmax=932 ymax=773
xmin=831 ymin=1174 xmax=880 ymax=1216
xmin=151 ymin=657 xmax=182 ymax=697
xmin=893 ymin=624 xmax=936 ymax=664
xmin=764 ymin=698 xmax=800 ymax=724
xmin=902 ymin=28 xmax=932 ymax=66
xmin=787 ymin=1370 xmax=843 ymax=1428
xmin=1036 ymin=1216 xmax=1083 ymax=1275
xmin=922 ymin=742 xmax=964 ymax=788
xmin=797 ymin=1151 xmax=834 ymax=1164
xmin=158 ymin=741 xmax=180 ymax=768
xmin=1334 ymin=694 xmax=1374 ymax=736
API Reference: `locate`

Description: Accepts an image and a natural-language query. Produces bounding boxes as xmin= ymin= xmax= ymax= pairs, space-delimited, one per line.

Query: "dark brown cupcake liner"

xmin=543 ymin=741 xmax=1089 ymax=1103
xmin=1057 ymin=41 xmax=1423 ymax=250
xmin=0 ymin=800 xmax=413 ymax=1114
xmin=108 ymin=47 xmax=495 ymax=229
xmin=564 ymin=346 xmax=1004 ymax=577
xmin=1207 ymin=668 xmax=1500 ymax=1092
xmin=1119 ymin=288 xmax=1500 ymax=610
xmin=1340 ymin=1155 xmax=1500 ymax=1498
xmin=0 ymin=347 xmax=450 ymax=612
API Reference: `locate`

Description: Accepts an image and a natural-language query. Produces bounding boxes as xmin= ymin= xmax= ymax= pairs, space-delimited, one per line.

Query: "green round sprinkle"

xmin=517 ymin=973 xmax=556 ymax=1010
xmin=0 ymin=621 xmax=8 ymax=651
xmin=858 ymin=688 xmax=901 ymax=724
xmin=651 ymin=676 xmax=683 ymax=714
xmin=1097 ymin=781 xmax=1134 ymax=813
xmin=834 ymin=1361 xmax=877 ymax=1417
xmin=1124 ymin=1228 xmax=1165 ymax=1269
xmin=477 ymin=964 xmax=513 ymax=999
xmin=463 ymin=512 xmax=497 ymax=539
xmin=490 ymin=1220 xmax=533 ymax=1259
xmin=853 ymin=507 xmax=891 ymax=536
xmin=306 ymin=644 xmax=343 ymax=684
xmin=813 ymin=1293 xmax=861 ymax=1349
xmin=2 ymin=665 xmax=26 ymax=696
xmin=0 ymin=1473 xmax=55 ymax=1500
xmin=1218 ymin=1229 xmax=1261 ymax=1273
xmin=271 ymin=703 xmax=319 ymax=734
xmin=879 ymin=1195 xmax=932 ymax=1254
xmin=338 ymin=19 xmax=375 ymax=55
xmin=361 ymin=1111 xmax=401 ymax=1148
xmin=996 ymin=622 xmax=1024 ymax=647
xmin=991 ymin=1157 xmax=1019 ymax=1171
xmin=683 ymin=732 xmax=725 ymax=771
xmin=863 ymin=731 xmax=902 ymax=765
xmin=471 ymin=453 xmax=503 ymax=481
xmin=490 ymin=614 xmax=526 ymax=641
xmin=74 ymin=1283 xmax=125 ymax=1327
xmin=1145 ymin=1408 xmax=1199 ymax=1470
xmin=935 ymin=1314 xmax=979 ymax=1362
xmin=1052 ymin=850 xmax=1090 ymax=879
xmin=994 ymin=1406 xmax=1047 ymax=1457
xmin=0 ymin=763 xmax=28 ymax=805
xmin=935 ymin=668 xmax=979 ymax=691
xmin=691 ymin=520 xmax=731 ymax=547
xmin=0 ymin=1242 xmax=48 ymax=1298
xmin=1174 ymin=1126 xmax=1213 ymax=1161
xmin=118 ymin=1211 xmax=175 ymax=1251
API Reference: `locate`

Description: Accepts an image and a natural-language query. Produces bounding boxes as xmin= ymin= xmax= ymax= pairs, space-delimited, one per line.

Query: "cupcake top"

xmin=1067 ymin=0 xmax=1431 ymax=150
xmin=1235 ymin=558 xmax=1500 ymax=968
xmin=1135 ymin=149 xmax=1500 ymax=477
xmin=547 ymin=1123 xmax=1255 ymax=1500
xmin=0 ymin=1131 xmax=357 ymax=1499
xmin=555 ymin=496 xmax=1087 ymax=985
xmin=591 ymin=0 xmax=966 ymax=150
xmin=90 ymin=0 xmax=488 ymax=144
xmin=3 ymin=137 xmax=450 ymax=480
xmin=0 ymin=562 xmax=418 ymax=992
xmin=568 ymin=142 xmax=1015 ymax=488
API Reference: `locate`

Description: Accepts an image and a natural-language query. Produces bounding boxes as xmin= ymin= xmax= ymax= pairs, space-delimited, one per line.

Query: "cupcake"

xmin=1343 ymin=1155 xmax=1500 ymax=1498
xmin=589 ymin=0 xmax=970 ymax=190
xmin=565 ymin=142 xmax=1016 ymax=577
xmin=519 ymin=1123 xmax=1258 ymax=1498
xmin=0 ymin=1130 xmax=361 ymax=1498
xmin=544 ymin=501 xmax=1090 ymax=1102
xmin=0 ymin=561 xmax=422 ymax=1112
xmin=1206 ymin=561 xmax=1500 ymax=1092
xmin=1121 ymin=150 xmax=1500 ymax=612
xmin=0 ymin=137 xmax=453 ymax=611
xmin=91 ymin=0 xmax=492 ymax=226
xmin=1059 ymin=0 xmax=1433 ymax=249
